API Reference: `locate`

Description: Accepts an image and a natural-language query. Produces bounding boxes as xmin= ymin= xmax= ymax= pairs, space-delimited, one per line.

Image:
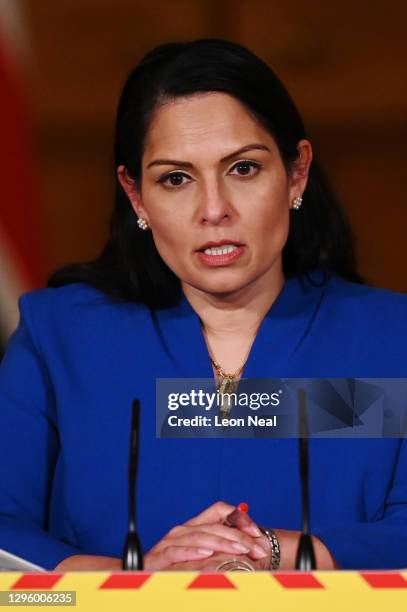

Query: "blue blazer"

xmin=0 ymin=270 xmax=407 ymax=570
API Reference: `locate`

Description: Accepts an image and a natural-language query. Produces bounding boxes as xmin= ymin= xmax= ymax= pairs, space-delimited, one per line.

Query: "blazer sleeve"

xmin=312 ymin=438 xmax=407 ymax=569
xmin=0 ymin=294 xmax=82 ymax=570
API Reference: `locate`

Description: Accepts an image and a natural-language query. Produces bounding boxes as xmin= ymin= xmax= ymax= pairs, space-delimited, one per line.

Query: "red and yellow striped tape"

xmin=0 ymin=570 xmax=406 ymax=611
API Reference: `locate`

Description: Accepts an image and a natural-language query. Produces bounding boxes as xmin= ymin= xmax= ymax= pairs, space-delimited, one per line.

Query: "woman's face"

xmin=118 ymin=92 xmax=312 ymax=298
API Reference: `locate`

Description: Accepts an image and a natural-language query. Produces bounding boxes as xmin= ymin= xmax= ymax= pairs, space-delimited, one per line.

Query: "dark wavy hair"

xmin=48 ymin=38 xmax=361 ymax=307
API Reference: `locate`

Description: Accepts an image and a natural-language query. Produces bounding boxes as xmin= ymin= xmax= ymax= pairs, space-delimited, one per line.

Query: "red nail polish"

xmin=238 ymin=502 xmax=249 ymax=513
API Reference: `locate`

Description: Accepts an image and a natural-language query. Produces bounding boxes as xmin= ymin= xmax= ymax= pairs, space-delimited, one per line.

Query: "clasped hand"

xmin=55 ymin=500 xmax=337 ymax=571
xmin=144 ymin=501 xmax=270 ymax=571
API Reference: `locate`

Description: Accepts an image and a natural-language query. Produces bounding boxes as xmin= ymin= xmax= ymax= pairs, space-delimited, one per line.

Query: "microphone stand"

xmin=122 ymin=399 xmax=144 ymax=570
xmin=295 ymin=388 xmax=316 ymax=570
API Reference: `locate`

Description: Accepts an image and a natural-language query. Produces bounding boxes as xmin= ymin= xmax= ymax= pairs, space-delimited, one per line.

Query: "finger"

xmin=184 ymin=501 xmax=235 ymax=526
xmin=168 ymin=560 xmax=204 ymax=571
xmin=224 ymin=508 xmax=263 ymax=538
xmin=161 ymin=529 xmax=268 ymax=559
xmin=145 ymin=546 xmax=215 ymax=571
xmin=224 ymin=501 xmax=249 ymax=523
xmin=153 ymin=523 xmax=260 ymax=555
xmin=177 ymin=522 xmax=264 ymax=553
xmin=171 ymin=554 xmax=232 ymax=572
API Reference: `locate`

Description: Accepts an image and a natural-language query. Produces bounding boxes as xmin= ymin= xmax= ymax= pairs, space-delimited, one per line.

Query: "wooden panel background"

xmin=22 ymin=0 xmax=407 ymax=291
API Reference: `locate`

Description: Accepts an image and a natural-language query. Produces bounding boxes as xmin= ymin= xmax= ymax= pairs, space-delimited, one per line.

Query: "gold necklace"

xmin=209 ymin=357 xmax=246 ymax=420
xmin=202 ymin=325 xmax=260 ymax=419
xmin=209 ymin=358 xmax=246 ymax=395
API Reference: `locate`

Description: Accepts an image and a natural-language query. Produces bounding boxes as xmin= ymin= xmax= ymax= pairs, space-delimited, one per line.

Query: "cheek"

xmin=248 ymin=187 xmax=290 ymax=250
xmin=146 ymin=197 xmax=188 ymax=239
xmin=147 ymin=211 xmax=189 ymax=271
xmin=243 ymin=171 xmax=289 ymax=214
xmin=151 ymin=223 xmax=177 ymax=254
xmin=260 ymin=213 xmax=289 ymax=261
xmin=146 ymin=200 xmax=180 ymax=244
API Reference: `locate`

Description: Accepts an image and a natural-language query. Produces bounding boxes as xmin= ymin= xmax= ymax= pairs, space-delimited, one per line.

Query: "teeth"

xmin=203 ymin=245 xmax=238 ymax=256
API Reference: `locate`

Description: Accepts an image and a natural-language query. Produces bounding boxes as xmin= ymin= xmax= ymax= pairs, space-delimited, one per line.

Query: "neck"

xmin=181 ymin=263 xmax=285 ymax=338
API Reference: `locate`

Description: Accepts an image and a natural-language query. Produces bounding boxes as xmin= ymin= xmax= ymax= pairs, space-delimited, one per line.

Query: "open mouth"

xmin=196 ymin=243 xmax=245 ymax=266
xmin=199 ymin=244 xmax=241 ymax=256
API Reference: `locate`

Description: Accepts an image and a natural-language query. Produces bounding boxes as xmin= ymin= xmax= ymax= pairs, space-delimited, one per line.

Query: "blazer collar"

xmin=154 ymin=269 xmax=332 ymax=378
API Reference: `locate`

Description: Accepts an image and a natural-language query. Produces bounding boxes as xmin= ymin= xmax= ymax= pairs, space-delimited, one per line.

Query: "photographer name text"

xmin=167 ymin=414 xmax=278 ymax=427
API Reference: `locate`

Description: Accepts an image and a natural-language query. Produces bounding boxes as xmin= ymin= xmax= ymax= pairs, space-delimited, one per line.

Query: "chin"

xmin=188 ymin=274 xmax=252 ymax=297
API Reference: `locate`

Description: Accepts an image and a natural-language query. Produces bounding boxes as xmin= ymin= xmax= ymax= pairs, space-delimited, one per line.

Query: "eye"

xmin=229 ymin=160 xmax=262 ymax=177
xmin=156 ymin=171 xmax=191 ymax=188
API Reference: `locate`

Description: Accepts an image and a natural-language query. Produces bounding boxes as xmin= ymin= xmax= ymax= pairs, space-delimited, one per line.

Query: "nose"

xmin=197 ymin=177 xmax=233 ymax=226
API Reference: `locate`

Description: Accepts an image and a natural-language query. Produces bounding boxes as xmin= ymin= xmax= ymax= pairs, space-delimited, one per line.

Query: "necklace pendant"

xmin=218 ymin=376 xmax=231 ymax=395
xmin=218 ymin=376 xmax=237 ymax=422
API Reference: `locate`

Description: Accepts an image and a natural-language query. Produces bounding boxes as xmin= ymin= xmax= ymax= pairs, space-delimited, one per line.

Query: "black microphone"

xmin=295 ymin=388 xmax=317 ymax=570
xmin=122 ymin=399 xmax=144 ymax=570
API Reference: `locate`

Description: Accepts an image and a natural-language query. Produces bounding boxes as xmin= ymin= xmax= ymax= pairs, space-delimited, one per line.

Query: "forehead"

xmin=144 ymin=92 xmax=273 ymax=157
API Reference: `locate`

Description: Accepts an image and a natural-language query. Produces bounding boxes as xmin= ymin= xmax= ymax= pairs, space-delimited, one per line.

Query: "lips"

xmin=196 ymin=243 xmax=245 ymax=267
xmin=196 ymin=239 xmax=244 ymax=252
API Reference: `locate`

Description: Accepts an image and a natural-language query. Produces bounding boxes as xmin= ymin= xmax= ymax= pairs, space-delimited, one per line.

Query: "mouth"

xmin=196 ymin=240 xmax=244 ymax=255
xmin=195 ymin=241 xmax=245 ymax=267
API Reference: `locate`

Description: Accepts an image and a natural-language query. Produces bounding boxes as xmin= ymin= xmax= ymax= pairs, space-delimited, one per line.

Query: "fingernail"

xmin=232 ymin=542 xmax=251 ymax=553
xmin=248 ymin=524 xmax=262 ymax=537
xmin=197 ymin=548 xmax=214 ymax=556
xmin=252 ymin=545 xmax=268 ymax=558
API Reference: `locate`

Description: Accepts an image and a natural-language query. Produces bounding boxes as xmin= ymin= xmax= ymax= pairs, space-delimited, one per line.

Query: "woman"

xmin=0 ymin=38 xmax=406 ymax=572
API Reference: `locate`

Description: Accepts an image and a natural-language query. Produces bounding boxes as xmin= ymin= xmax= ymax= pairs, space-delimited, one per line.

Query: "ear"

xmin=117 ymin=165 xmax=150 ymax=222
xmin=287 ymin=139 xmax=313 ymax=208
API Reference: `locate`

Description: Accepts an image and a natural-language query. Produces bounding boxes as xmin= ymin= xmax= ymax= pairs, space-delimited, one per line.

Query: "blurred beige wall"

xmin=23 ymin=0 xmax=407 ymax=291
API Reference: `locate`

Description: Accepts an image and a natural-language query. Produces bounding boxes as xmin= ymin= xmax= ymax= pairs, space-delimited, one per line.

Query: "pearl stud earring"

xmin=292 ymin=196 xmax=303 ymax=210
xmin=137 ymin=217 xmax=149 ymax=230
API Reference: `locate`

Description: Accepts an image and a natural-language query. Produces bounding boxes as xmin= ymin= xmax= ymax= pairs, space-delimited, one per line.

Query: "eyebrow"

xmin=145 ymin=143 xmax=271 ymax=170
